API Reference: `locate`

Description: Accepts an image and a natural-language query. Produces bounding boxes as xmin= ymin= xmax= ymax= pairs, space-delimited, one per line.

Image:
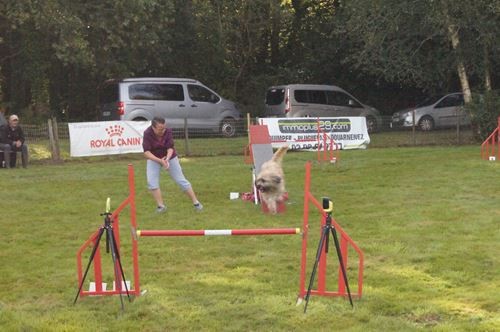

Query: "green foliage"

xmin=0 ymin=0 xmax=498 ymax=122
xmin=0 ymin=147 xmax=499 ymax=330
xmin=466 ymin=90 xmax=500 ymax=141
xmin=341 ymin=0 xmax=454 ymax=90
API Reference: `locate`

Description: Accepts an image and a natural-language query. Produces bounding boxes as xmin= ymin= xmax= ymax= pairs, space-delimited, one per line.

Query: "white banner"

xmin=258 ymin=117 xmax=370 ymax=150
xmin=68 ymin=121 xmax=150 ymax=157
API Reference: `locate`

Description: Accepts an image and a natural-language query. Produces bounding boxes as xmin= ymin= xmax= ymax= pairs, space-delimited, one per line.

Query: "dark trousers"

xmin=1 ymin=143 xmax=28 ymax=168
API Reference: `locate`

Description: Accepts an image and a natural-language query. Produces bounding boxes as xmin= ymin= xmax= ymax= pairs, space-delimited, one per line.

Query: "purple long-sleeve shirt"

xmin=142 ymin=126 xmax=177 ymax=160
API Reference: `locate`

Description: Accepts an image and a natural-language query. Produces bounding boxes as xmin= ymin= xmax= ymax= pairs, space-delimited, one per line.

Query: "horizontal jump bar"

xmin=137 ymin=228 xmax=300 ymax=237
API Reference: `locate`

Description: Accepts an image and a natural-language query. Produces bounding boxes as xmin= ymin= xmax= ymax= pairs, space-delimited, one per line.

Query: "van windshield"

xmin=266 ymin=88 xmax=285 ymax=105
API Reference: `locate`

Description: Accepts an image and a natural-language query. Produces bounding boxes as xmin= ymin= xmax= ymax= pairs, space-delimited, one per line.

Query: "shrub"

xmin=466 ymin=90 xmax=500 ymax=141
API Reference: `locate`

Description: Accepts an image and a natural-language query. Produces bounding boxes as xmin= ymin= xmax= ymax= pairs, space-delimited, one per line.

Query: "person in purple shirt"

xmin=142 ymin=117 xmax=203 ymax=213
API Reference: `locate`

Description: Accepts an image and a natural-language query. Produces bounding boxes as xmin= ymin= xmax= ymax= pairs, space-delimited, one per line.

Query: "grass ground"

xmin=0 ymin=145 xmax=499 ymax=331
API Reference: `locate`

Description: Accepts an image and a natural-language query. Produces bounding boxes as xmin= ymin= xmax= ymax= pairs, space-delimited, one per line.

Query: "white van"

xmin=98 ymin=78 xmax=242 ymax=137
xmin=264 ymin=84 xmax=382 ymax=133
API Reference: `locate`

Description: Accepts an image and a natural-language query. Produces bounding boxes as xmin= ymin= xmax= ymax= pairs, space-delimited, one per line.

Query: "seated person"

xmin=0 ymin=114 xmax=29 ymax=168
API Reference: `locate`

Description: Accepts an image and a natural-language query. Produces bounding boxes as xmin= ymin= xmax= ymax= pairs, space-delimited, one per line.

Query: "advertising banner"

xmin=68 ymin=121 xmax=150 ymax=157
xmin=258 ymin=117 xmax=370 ymax=150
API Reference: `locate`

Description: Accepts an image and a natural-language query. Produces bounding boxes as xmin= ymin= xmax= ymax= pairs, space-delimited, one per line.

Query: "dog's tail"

xmin=271 ymin=146 xmax=288 ymax=163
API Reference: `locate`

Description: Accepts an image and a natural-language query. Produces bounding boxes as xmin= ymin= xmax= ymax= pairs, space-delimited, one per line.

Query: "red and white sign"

xmin=68 ymin=121 xmax=150 ymax=157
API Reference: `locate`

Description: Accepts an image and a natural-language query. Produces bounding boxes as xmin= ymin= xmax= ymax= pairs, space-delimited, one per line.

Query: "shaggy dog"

xmin=255 ymin=146 xmax=288 ymax=214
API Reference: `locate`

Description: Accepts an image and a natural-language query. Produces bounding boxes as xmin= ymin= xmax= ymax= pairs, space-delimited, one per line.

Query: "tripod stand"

xmin=73 ymin=198 xmax=131 ymax=310
xmin=304 ymin=197 xmax=353 ymax=313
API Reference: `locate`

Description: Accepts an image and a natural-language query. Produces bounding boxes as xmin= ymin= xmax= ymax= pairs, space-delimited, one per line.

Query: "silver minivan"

xmin=98 ymin=77 xmax=242 ymax=137
xmin=264 ymin=84 xmax=382 ymax=133
xmin=391 ymin=92 xmax=467 ymax=131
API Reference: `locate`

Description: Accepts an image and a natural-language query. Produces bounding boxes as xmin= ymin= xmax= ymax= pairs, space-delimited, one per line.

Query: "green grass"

xmin=23 ymin=128 xmax=477 ymax=162
xmin=1 ymin=145 xmax=499 ymax=331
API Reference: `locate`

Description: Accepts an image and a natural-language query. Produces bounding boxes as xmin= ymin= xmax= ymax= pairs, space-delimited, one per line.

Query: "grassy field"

xmin=1 ymin=145 xmax=499 ymax=331
xmin=23 ymin=127 xmax=476 ymax=162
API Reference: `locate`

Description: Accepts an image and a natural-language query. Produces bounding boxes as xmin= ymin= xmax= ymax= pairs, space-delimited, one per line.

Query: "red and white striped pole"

xmin=137 ymin=228 xmax=300 ymax=237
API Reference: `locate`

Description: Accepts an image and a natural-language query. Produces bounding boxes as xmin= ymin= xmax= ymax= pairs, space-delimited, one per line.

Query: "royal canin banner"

xmin=258 ymin=117 xmax=370 ymax=150
xmin=68 ymin=121 xmax=150 ymax=157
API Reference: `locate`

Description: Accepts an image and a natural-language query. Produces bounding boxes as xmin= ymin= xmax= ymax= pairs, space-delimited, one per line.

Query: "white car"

xmin=391 ymin=92 xmax=469 ymax=131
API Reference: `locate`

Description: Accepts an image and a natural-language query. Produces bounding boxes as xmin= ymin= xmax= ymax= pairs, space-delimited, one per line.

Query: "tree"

xmin=341 ymin=0 xmax=499 ymax=100
xmin=1 ymin=0 xmax=498 ymax=121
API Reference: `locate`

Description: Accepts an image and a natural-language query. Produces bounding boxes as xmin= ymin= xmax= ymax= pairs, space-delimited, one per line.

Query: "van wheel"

xmin=133 ymin=117 xmax=148 ymax=121
xmin=366 ymin=116 xmax=377 ymax=133
xmin=418 ymin=116 xmax=434 ymax=131
xmin=220 ymin=118 xmax=237 ymax=137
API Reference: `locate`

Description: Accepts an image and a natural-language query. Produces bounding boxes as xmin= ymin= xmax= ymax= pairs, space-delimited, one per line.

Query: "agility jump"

xmin=74 ymin=162 xmax=363 ymax=309
xmin=137 ymin=228 xmax=300 ymax=237
xmin=481 ymin=116 xmax=500 ymax=160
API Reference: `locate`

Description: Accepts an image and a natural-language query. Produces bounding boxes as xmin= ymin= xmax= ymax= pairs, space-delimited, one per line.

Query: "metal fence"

xmin=17 ymin=116 xmax=478 ymax=163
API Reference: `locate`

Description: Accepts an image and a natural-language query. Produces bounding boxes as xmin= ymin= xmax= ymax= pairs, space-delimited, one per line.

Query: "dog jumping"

xmin=255 ymin=146 xmax=288 ymax=214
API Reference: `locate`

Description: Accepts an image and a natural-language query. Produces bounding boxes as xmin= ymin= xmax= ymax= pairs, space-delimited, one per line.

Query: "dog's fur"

xmin=255 ymin=146 xmax=288 ymax=214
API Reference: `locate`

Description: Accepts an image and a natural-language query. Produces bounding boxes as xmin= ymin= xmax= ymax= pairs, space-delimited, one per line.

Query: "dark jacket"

xmin=0 ymin=124 xmax=25 ymax=146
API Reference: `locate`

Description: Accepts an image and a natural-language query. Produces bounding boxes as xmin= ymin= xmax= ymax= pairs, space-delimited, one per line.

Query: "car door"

xmin=186 ymin=84 xmax=220 ymax=129
xmin=124 ymin=83 xmax=157 ymax=121
xmin=154 ymin=83 xmax=186 ymax=129
xmin=433 ymin=94 xmax=464 ymax=127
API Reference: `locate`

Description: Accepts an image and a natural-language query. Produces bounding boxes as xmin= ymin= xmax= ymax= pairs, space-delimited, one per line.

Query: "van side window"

xmin=129 ymin=84 xmax=184 ymax=101
xmin=188 ymin=84 xmax=220 ymax=103
xmin=295 ymin=90 xmax=327 ymax=104
xmin=294 ymin=90 xmax=309 ymax=103
xmin=327 ymin=91 xmax=362 ymax=108
xmin=129 ymin=84 xmax=156 ymax=100
xmin=309 ymin=90 xmax=327 ymax=104
xmin=156 ymin=84 xmax=184 ymax=101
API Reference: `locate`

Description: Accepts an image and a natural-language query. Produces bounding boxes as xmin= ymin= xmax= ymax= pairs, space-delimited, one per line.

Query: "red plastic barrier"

xmin=137 ymin=228 xmax=300 ymax=237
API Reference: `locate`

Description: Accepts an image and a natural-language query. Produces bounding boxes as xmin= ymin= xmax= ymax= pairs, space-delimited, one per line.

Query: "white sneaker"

xmin=194 ymin=202 xmax=203 ymax=211
xmin=156 ymin=205 xmax=167 ymax=213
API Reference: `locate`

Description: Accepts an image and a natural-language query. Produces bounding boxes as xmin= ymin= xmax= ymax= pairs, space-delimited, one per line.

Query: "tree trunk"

xmin=270 ymin=1 xmax=281 ymax=66
xmin=447 ymin=24 xmax=472 ymax=103
xmin=484 ymin=46 xmax=492 ymax=91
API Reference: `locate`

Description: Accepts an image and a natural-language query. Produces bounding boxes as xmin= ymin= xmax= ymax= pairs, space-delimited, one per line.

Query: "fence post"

xmin=412 ymin=110 xmax=416 ymax=146
xmin=48 ymin=118 xmax=61 ymax=163
xmin=247 ymin=113 xmax=251 ymax=144
xmin=183 ymin=118 xmax=190 ymax=156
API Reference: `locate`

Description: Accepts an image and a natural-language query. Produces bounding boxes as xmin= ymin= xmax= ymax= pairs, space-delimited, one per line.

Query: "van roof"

xmin=103 ymin=77 xmax=200 ymax=84
xmin=268 ymin=84 xmax=343 ymax=91
xmin=106 ymin=77 xmax=200 ymax=84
